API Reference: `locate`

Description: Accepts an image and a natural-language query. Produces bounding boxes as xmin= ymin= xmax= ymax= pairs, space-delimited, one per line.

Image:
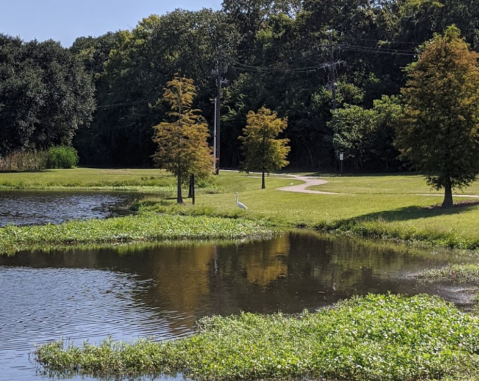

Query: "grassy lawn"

xmin=308 ymin=173 xmax=479 ymax=195
xmin=2 ymin=168 xmax=479 ymax=249
xmin=0 ymin=168 xmax=177 ymax=189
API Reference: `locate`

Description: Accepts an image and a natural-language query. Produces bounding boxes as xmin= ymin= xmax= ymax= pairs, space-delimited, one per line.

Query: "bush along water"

xmin=34 ymin=293 xmax=479 ymax=381
xmin=47 ymin=146 xmax=79 ymax=169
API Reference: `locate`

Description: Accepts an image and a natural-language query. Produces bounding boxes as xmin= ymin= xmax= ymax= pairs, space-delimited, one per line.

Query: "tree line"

xmin=2 ymin=0 xmax=479 ymax=173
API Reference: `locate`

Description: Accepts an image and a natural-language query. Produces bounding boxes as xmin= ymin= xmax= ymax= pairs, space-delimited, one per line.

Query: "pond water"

xmin=0 ymin=232 xmax=472 ymax=381
xmin=0 ymin=191 xmax=135 ymax=227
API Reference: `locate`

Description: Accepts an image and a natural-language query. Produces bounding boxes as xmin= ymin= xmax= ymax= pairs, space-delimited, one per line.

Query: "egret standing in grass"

xmin=235 ymin=192 xmax=248 ymax=210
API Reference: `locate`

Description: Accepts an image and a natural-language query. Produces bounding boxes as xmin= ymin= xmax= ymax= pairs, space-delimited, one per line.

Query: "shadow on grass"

xmin=0 ymin=169 xmax=48 ymax=174
xmin=302 ymin=171 xmax=421 ymax=178
xmin=343 ymin=201 xmax=479 ymax=224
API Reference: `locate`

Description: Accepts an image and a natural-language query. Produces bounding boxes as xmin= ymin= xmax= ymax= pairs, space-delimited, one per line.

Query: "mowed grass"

xmin=307 ymin=174 xmax=450 ymax=195
xmin=173 ymin=171 xmax=479 ymax=248
xmin=0 ymin=168 xmax=177 ymax=189
xmin=3 ymin=168 xmax=479 ymax=249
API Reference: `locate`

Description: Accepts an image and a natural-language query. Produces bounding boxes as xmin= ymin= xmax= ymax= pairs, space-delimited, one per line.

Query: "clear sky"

xmin=0 ymin=0 xmax=223 ymax=47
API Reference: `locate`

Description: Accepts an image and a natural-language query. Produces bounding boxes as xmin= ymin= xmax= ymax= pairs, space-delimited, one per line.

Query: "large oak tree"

xmin=396 ymin=26 xmax=479 ymax=208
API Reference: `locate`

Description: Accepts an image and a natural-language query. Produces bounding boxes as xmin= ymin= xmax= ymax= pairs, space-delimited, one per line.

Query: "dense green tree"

xmin=329 ymin=95 xmax=401 ymax=171
xmin=0 ymin=35 xmax=95 ymax=156
xmin=152 ymin=75 xmax=213 ymax=204
xmin=330 ymin=106 xmax=375 ymax=170
xmin=396 ymin=26 xmax=479 ymax=208
xmin=239 ymin=107 xmax=290 ymax=189
xmin=8 ymin=0 xmax=474 ymax=171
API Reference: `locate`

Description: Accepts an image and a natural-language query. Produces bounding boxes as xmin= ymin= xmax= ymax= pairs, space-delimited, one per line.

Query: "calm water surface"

xmin=0 ymin=191 xmax=135 ymax=226
xmin=0 ymin=232 xmax=472 ymax=381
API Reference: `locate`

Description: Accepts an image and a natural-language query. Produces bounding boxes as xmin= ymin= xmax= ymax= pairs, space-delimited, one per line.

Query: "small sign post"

xmin=339 ymin=152 xmax=344 ymax=174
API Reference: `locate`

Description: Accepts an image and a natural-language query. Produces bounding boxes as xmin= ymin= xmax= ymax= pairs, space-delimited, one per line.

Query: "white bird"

xmin=235 ymin=192 xmax=248 ymax=210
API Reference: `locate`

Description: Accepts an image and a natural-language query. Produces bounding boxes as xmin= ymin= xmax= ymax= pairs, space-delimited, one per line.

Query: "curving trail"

xmin=276 ymin=174 xmax=479 ymax=198
xmin=276 ymin=175 xmax=338 ymax=195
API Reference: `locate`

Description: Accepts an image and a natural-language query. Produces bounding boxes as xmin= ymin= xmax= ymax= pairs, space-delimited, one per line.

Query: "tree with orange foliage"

xmin=152 ymin=75 xmax=213 ymax=204
xmin=239 ymin=107 xmax=290 ymax=189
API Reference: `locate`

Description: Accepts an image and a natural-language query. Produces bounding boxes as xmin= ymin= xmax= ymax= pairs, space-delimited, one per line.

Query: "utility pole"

xmin=212 ymin=48 xmax=228 ymax=175
xmin=328 ymin=31 xmax=337 ymax=112
xmin=327 ymin=30 xmax=343 ymax=169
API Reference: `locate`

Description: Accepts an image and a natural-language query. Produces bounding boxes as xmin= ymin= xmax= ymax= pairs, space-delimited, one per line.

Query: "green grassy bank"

xmin=2 ymin=168 xmax=479 ymax=250
xmin=0 ymin=212 xmax=273 ymax=256
xmin=35 ymin=293 xmax=479 ymax=381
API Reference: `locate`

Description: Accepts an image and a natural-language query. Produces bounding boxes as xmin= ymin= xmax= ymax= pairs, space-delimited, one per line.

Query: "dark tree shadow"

xmin=342 ymin=201 xmax=479 ymax=224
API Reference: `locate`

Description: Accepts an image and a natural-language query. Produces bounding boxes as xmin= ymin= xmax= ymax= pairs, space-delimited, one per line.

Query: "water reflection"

xmin=0 ymin=190 xmax=135 ymax=226
xmin=0 ymin=232 xmax=470 ymax=381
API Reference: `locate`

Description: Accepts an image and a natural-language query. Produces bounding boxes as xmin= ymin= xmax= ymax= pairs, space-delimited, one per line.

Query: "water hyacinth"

xmin=35 ymin=294 xmax=479 ymax=381
xmin=0 ymin=213 xmax=273 ymax=255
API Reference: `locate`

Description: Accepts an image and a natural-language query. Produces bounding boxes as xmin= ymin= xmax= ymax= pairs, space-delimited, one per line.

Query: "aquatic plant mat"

xmin=417 ymin=264 xmax=479 ymax=283
xmin=35 ymin=294 xmax=479 ymax=381
xmin=0 ymin=213 xmax=273 ymax=255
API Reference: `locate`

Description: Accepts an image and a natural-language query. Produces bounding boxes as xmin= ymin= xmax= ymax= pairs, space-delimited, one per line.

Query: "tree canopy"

xmin=396 ymin=26 xmax=479 ymax=208
xmin=239 ymin=106 xmax=290 ymax=189
xmin=152 ymin=75 xmax=213 ymax=204
xmin=0 ymin=35 xmax=95 ymax=156
xmin=3 ymin=2 xmax=479 ymax=174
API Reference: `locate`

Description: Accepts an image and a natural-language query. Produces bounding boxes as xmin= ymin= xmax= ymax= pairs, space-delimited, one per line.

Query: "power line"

xmin=96 ymin=97 xmax=158 ymax=109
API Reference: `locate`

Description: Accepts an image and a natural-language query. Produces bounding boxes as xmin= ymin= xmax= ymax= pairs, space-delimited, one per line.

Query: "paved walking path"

xmin=277 ymin=175 xmax=479 ymax=198
xmin=276 ymin=175 xmax=338 ymax=195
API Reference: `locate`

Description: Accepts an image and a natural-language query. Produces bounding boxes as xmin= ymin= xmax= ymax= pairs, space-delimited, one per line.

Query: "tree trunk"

xmin=442 ymin=178 xmax=453 ymax=208
xmin=177 ymin=173 xmax=183 ymax=204
xmin=188 ymin=175 xmax=193 ymax=198
xmin=262 ymin=171 xmax=265 ymax=189
xmin=191 ymin=174 xmax=195 ymax=205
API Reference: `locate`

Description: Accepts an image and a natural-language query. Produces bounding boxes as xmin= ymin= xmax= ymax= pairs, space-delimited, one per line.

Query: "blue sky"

xmin=0 ymin=0 xmax=222 ymax=47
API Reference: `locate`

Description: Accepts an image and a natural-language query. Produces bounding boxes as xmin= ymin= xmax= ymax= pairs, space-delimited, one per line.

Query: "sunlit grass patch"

xmin=35 ymin=293 xmax=479 ymax=381
xmin=0 ymin=213 xmax=274 ymax=256
xmin=4 ymin=169 xmax=479 ymax=250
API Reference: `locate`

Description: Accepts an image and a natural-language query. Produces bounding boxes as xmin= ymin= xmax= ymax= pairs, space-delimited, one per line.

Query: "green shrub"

xmin=47 ymin=146 xmax=79 ymax=169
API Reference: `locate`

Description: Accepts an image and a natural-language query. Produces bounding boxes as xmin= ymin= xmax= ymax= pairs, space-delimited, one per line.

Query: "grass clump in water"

xmin=35 ymin=294 xmax=479 ymax=381
xmin=0 ymin=213 xmax=273 ymax=255
xmin=417 ymin=264 xmax=479 ymax=283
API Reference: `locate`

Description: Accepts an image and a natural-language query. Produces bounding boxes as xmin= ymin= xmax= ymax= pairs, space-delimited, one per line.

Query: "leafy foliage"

xmin=5 ymin=2 xmax=479 ymax=171
xmin=152 ymin=75 xmax=213 ymax=203
xmin=330 ymin=95 xmax=401 ymax=171
xmin=35 ymin=293 xmax=479 ymax=380
xmin=396 ymin=26 xmax=479 ymax=207
xmin=47 ymin=146 xmax=79 ymax=169
xmin=239 ymin=107 xmax=290 ymax=188
xmin=0 ymin=35 xmax=95 ymax=156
